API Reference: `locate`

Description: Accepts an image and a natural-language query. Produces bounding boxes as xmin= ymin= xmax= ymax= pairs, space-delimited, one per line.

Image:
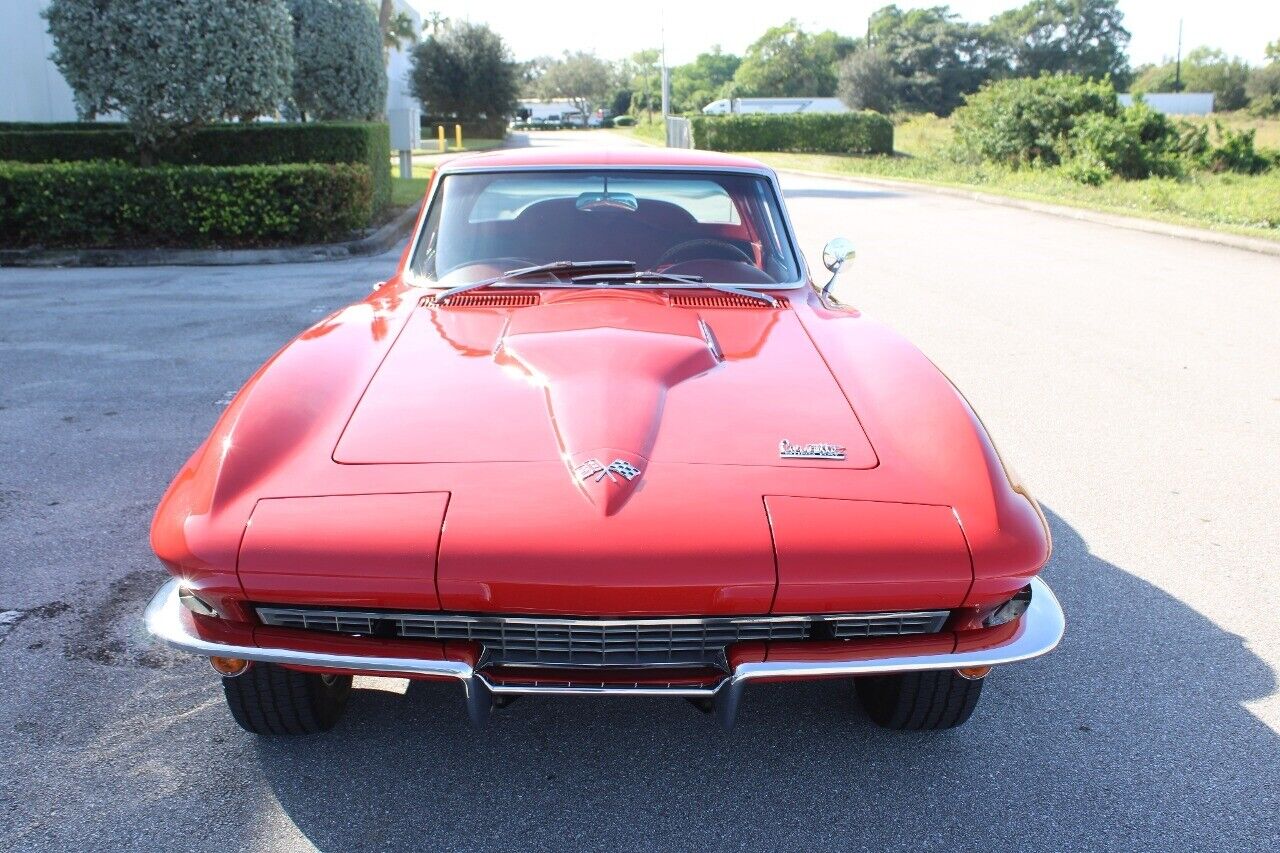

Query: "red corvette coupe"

xmin=145 ymin=148 xmax=1063 ymax=734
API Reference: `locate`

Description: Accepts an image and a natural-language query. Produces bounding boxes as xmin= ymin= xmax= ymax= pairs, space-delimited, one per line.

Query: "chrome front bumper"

xmin=144 ymin=577 xmax=1065 ymax=728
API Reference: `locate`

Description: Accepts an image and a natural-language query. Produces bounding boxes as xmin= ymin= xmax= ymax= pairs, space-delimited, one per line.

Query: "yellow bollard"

xmin=455 ymin=124 xmax=462 ymax=150
xmin=437 ymin=125 xmax=445 ymax=153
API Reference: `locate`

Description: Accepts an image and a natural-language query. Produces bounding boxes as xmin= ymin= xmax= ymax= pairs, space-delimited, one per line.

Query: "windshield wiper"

xmin=435 ymin=260 xmax=635 ymax=304
xmin=570 ymin=271 xmax=779 ymax=307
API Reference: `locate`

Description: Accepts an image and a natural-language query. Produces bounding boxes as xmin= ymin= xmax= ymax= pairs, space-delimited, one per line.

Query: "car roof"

xmin=438 ymin=146 xmax=774 ymax=174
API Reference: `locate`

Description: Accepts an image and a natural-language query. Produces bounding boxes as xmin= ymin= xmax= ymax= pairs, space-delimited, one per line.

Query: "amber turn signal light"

xmin=956 ymin=665 xmax=992 ymax=680
xmin=209 ymin=656 xmax=250 ymax=677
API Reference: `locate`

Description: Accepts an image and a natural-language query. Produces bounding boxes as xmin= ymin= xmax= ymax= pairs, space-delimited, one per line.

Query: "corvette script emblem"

xmin=778 ymin=439 xmax=846 ymax=460
xmin=575 ymin=458 xmax=642 ymax=483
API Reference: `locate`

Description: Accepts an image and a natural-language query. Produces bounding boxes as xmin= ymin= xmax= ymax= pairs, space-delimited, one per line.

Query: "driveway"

xmin=1 ymin=160 xmax=1277 ymax=851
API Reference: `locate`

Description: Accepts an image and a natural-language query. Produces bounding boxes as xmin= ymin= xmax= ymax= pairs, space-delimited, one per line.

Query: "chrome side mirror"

xmin=820 ymin=237 xmax=856 ymax=296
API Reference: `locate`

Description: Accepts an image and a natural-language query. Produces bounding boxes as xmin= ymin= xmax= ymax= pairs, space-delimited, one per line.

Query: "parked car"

xmin=146 ymin=148 xmax=1064 ymax=735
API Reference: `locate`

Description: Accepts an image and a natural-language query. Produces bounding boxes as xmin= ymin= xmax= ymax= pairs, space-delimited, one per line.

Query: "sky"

xmin=405 ymin=0 xmax=1280 ymax=68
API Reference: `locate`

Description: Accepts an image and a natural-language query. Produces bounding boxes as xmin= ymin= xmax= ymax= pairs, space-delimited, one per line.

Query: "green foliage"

xmin=689 ymin=113 xmax=893 ymax=154
xmin=1133 ymin=47 xmax=1251 ymax=111
xmin=43 ymin=0 xmax=293 ymax=151
xmin=987 ymin=0 xmax=1131 ymax=85
xmin=1189 ymin=123 xmax=1272 ymax=175
xmin=0 ymin=161 xmax=372 ymax=248
xmin=838 ymin=48 xmax=899 ymax=113
xmin=670 ymin=48 xmax=741 ymax=113
xmin=732 ymin=20 xmax=854 ymax=98
xmin=0 ymin=122 xmax=392 ymax=212
xmin=952 ymin=74 xmax=1118 ymax=165
xmin=534 ymin=52 xmax=620 ymax=116
xmin=409 ymin=22 xmax=519 ymax=123
xmin=868 ymin=5 xmax=999 ymax=115
xmin=289 ymin=0 xmax=386 ymax=121
xmin=1065 ymin=100 xmax=1181 ymax=182
xmin=1247 ymin=64 xmax=1280 ymax=117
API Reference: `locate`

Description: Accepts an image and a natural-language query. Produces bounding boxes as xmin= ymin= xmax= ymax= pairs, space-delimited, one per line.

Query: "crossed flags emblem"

xmin=575 ymin=458 xmax=642 ymax=483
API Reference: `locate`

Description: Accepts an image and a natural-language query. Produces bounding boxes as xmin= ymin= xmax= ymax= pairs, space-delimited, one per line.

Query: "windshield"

xmin=409 ymin=170 xmax=802 ymax=287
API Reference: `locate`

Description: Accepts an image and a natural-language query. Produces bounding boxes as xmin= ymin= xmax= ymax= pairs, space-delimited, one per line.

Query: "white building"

xmin=0 ymin=0 xmax=78 ymax=122
xmin=702 ymin=97 xmax=850 ymax=115
xmin=384 ymin=0 xmax=421 ymax=117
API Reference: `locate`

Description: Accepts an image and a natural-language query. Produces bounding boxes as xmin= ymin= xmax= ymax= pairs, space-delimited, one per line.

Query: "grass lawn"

xmin=615 ymin=113 xmax=1280 ymax=241
xmin=391 ymin=163 xmax=433 ymax=207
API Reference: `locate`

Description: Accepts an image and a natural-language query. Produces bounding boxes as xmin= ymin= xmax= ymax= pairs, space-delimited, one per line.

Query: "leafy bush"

xmin=0 ymin=161 xmax=371 ymax=248
xmin=951 ymin=74 xmax=1118 ymax=166
xmin=289 ymin=0 xmax=386 ymax=121
xmin=44 ymin=0 xmax=293 ymax=152
xmin=613 ymin=116 xmax=637 ymax=127
xmin=0 ymin=122 xmax=391 ymax=212
xmin=688 ymin=112 xmax=893 ymax=154
xmin=1246 ymin=64 xmax=1280 ymax=117
xmin=1066 ymin=100 xmax=1182 ymax=182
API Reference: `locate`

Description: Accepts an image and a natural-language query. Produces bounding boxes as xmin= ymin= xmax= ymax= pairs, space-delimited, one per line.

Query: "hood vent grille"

xmin=669 ymin=294 xmax=789 ymax=309
xmin=422 ymin=293 xmax=539 ymax=308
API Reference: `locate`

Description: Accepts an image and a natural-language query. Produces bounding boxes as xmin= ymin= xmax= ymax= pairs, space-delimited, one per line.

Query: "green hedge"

xmin=687 ymin=112 xmax=893 ymax=154
xmin=0 ymin=161 xmax=372 ymax=248
xmin=0 ymin=122 xmax=391 ymax=212
xmin=421 ymin=115 xmax=508 ymax=140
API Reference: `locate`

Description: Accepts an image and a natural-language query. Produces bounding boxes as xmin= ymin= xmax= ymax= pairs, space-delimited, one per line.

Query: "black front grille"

xmin=255 ymin=607 xmax=949 ymax=668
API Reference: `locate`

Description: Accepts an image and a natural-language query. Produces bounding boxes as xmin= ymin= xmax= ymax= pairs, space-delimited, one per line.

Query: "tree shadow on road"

xmin=254 ymin=507 xmax=1278 ymax=852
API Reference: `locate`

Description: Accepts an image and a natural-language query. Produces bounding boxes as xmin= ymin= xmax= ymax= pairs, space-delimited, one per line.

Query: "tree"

xmin=629 ymin=49 xmax=661 ymax=121
xmin=410 ymin=22 xmax=519 ymax=121
xmin=837 ymin=47 xmax=899 ymax=113
xmin=1266 ymin=38 xmax=1280 ymax=63
xmin=868 ymin=5 xmax=1000 ymax=115
xmin=1133 ymin=47 xmax=1251 ymax=111
xmin=987 ymin=0 xmax=1131 ymax=85
xmin=537 ymin=52 xmax=619 ymax=117
xmin=732 ymin=20 xmax=854 ymax=97
xmin=289 ymin=0 xmax=387 ymax=121
xmin=1247 ymin=63 xmax=1280 ymax=115
xmin=670 ymin=47 xmax=741 ymax=113
xmin=44 ymin=0 xmax=292 ymax=154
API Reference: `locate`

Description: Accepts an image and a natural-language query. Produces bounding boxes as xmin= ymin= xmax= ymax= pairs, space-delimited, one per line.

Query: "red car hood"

xmin=335 ymin=291 xmax=876 ymax=514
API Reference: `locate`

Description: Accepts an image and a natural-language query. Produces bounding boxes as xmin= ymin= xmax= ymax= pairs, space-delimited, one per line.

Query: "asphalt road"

xmin=1 ymin=133 xmax=1278 ymax=851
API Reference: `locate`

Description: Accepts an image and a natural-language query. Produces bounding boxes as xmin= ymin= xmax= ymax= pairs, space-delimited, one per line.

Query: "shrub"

xmin=613 ymin=115 xmax=637 ymax=127
xmin=289 ymin=0 xmax=387 ymax=121
xmin=44 ymin=0 xmax=293 ymax=152
xmin=1201 ymin=124 xmax=1271 ymax=175
xmin=1066 ymin=100 xmax=1182 ymax=182
xmin=951 ymin=74 xmax=1118 ymax=166
xmin=0 ymin=161 xmax=372 ymax=248
xmin=0 ymin=122 xmax=392 ymax=212
xmin=687 ymin=112 xmax=893 ymax=154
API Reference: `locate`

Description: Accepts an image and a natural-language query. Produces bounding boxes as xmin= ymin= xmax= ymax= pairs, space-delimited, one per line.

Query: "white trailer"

xmin=701 ymin=97 xmax=850 ymax=115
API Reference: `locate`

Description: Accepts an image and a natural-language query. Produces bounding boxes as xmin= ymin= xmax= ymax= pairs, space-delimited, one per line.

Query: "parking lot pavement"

xmin=1 ymin=171 xmax=1277 ymax=852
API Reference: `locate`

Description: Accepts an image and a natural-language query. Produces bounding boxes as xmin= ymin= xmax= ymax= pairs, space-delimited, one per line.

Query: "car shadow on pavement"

xmin=253 ymin=507 xmax=1278 ymax=852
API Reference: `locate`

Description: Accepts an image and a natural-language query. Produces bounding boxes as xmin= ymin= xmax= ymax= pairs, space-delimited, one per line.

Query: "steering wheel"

xmin=657 ymin=239 xmax=754 ymax=268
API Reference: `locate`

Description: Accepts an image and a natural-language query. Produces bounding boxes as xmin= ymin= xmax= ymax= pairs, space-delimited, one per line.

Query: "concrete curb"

xmin=0 ymin=201 xmax=422 ymax=269
xmin=774 ymin=167 xmax=1280 ymax=258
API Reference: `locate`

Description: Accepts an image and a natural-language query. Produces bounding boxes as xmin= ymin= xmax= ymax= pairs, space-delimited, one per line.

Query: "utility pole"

xmin=660 ymin=13 xmax=670 ymax=119
xmin=1174 ymin=18 xmax=1184 ymax=92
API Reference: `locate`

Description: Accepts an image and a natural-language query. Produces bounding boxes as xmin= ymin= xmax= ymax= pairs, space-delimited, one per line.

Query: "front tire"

xmin=856 ymin=670 xmax=984 ymax=730
xmin=222 ymin=663 xmax=352 ymax=736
